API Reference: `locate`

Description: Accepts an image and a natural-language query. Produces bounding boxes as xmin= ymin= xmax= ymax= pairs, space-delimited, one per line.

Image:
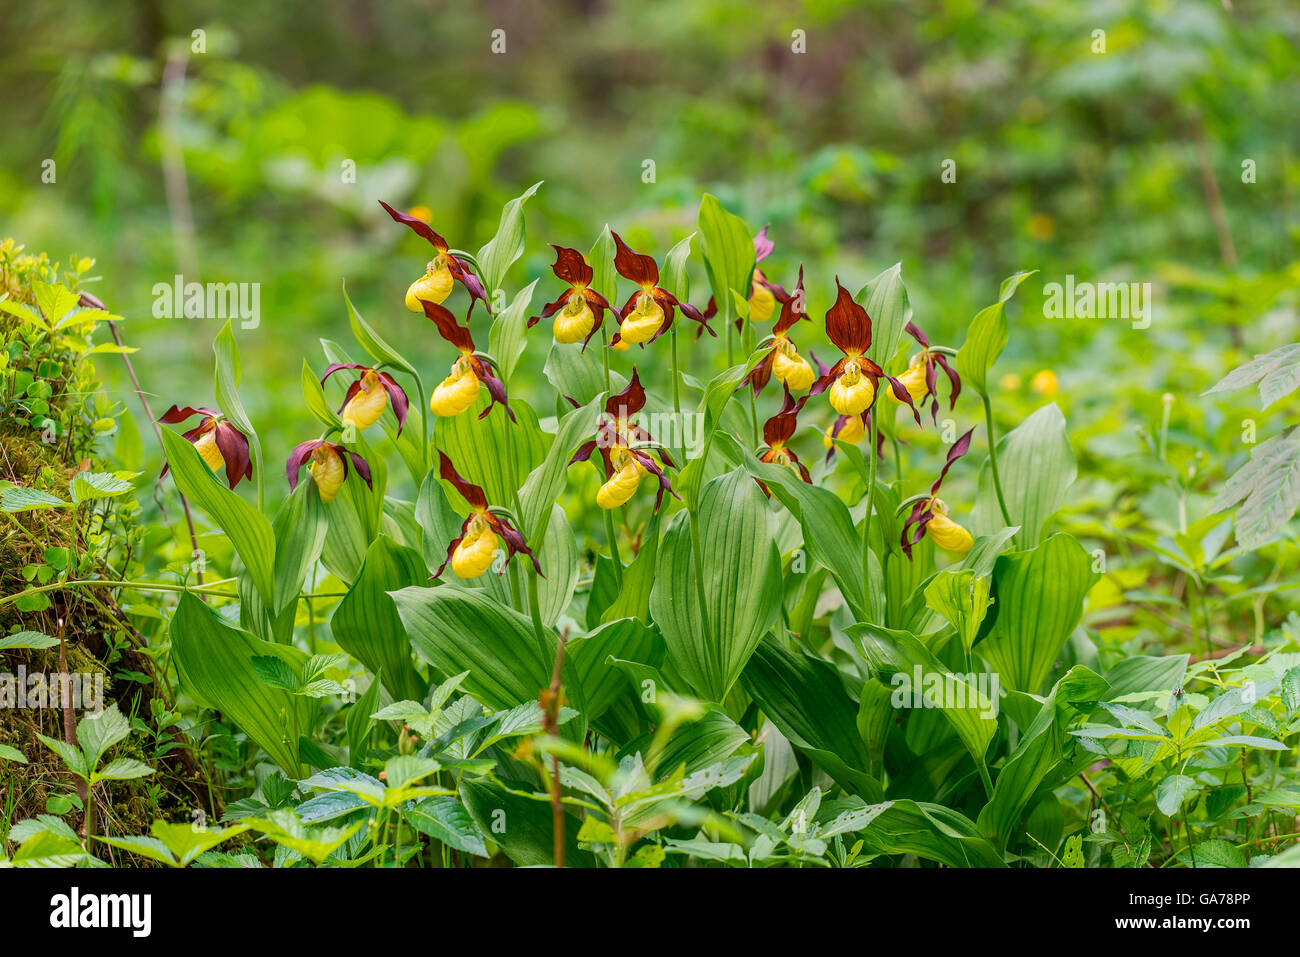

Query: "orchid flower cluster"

xmin=159 ymin=199 xmax=979 ymax=596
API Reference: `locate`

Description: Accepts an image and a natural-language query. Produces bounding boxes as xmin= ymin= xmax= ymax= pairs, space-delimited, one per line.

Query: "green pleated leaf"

xmin=599 ymin=507 xmax=661 ymax=624
xmin=301 ymin=359 xmax=343 ymax=431
xmin=487 ymin=278 xmax=539 ymax=385
xmin=741 ymin=638 xmax=882 ymax=801
xmin=518 ymin=394 xmax=604 ymax=545
xmin=857 ymin=262 xmax=909 ymax=370
xmin=955 ymin=270 xmax=1035 ymax=397
xmin=271 ymin=478 xmax=327 ymax=615
xmin=650 ymin=468 xmax=782 ymax=703
xmin=433 ymin=394 xmax=547 ymax=514
xmin=978 ymin=533 xmax=1099 ymax=695
xmin=331 ymin=535 xmax=429 ymax=700
xmin=342 ymin=282 xmax=417 ymax=378
xmin=459 ymin=778 xmax=594 ymax=868
xmin=588 ymin=225 xmax=619 ymax=313
xmin=850 ymin=624 xmax=998 ymax=769
xmin=697 ymin=194 xmax=754 ymax=325
xmin=476 ymin=180 xmax=543 ymax=299
xmin=160 ymin=427 xmax=275 ymax=606
xmin=318 ymin=469 xmax=373 ymax=584
xmin=976 ymin=665 xmax=1107 ymax=850
xmin=405 ymin=795 xmax=489 ymax=857
xmin=825 ymin=800 xmax=1005 ymax=867
xmin=213 ymin=321 xmax=264 ymax=503
xmin=565 ymin=617 xmax=661 ymax=720
xmin=391 ymin=584 xmax=554 ymax=710
xmin=171 ymin=592 xmax=318 ymax=777
xmin=660 ymin=233 xmax=695 ymax=301
xmin=973 ymin=402 xmax=1076 ymax=548
xmin=537 ymin=505 xmax=579 ymax=626
xmin=717 ymin=432 xmax=869 ymax=620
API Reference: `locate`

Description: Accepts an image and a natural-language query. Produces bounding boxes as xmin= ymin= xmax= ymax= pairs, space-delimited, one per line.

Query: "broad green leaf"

xmin=69 ymin=471 xmax=134 ymax=503
xmin=955 ymin=271 xmax=1034 ymax=396
xmin=978 ymin=534 xmax=1098 ymax=694
xmin=171 ymin=592 xmax=319 ymax=777
xmin=405 ymin=796 xmax=489 ymax=857
xmin=331 ymin=535 xmax=428 ymax=701
xmin=924 ymin=569 xmax=993 ymax=655
xmin=93 ymin=757 xmax=156 ymax=782
xmin=0 ymin=743 xmax=28 ymax=763
xmin=599 ymin=507 xmax=662 ymax=624
xmin=0 ymin=631 xmax=59 ymax=650
xmin=433 ymin=394 xmax=547 ymax=514
xmin=973 ymin=403 xmax=1076 ymax=548
xmin=476 ymin=181 xmax=543 ymax=298
xmin=565 ymin=617 xmax=660 ymax=720
xmin=697 ymin=194 xmax=754 ymax=324
xmin=301 ymin=359 xmax=343 ymax=430
xmin=244 ymin=808 xmax=362 ymax=864
xmin=160 ymin=427 xmax=276 ymax=606
xmin=537 ymin=505 xmax=579 ymax=626
xmin=1156 ymin=774 xmax=1198 ymax=816
xmin=857 ymin=262 xmax=909 ymax=370
xmin=976 ymin=665 xmax=1108 ymax=850
xmin=271 ymin=478 xmax=327 ymax=615
xmin=850 ymin=625 xmax=998 ymax=769
xmin=660 ymin=233 xmax=694 ymax=300
xmin=651 ymin=468 xmax=782 ymax=702
xmin=588 ymin=225 xmax=618 ymax=311
xmin=342 ymin=282 xmax=418 ymax=377
xmin=518 ymin=394 xmax=604 ymax=544
xmin=213 ymin=321 xmax=264 ymax=499
xmin=487 ymin=278 xmax=539 ymax=386
xmin=0 ymin=486 xmax=68 ymax=512
xmin=824 ymin=800 xmax=1005 ymax=867
xmin=460 ymin=778 xmax=594 ymax=867
xmin=391 ymin=584 xmax=554 ymax=710
xmin=346 ymin=671 xmax=383 ymax=769
xmin=76 ymin=703 xmax=131 ymax=770
xmin=741 ymin=639 xmax=882 ymax=801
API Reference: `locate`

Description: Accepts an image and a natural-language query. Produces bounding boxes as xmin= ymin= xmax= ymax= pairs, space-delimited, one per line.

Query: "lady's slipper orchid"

xmin=158 ymin=405 xmax=252 ymax=490
xmin=885 ymin=321 xmax=962 ymax=422
xmin=379 ymin=200 xmax=489 ymax=316
xmin=742 ymin=267 xmax=815 ymax=396
xmin=286 ymin=439 xmax=373 ymax=505
xmin=900 ymin=428 xmax=976 ymax=558
xmin=822 ymin=410 xmax=889 ymax=462
xmin=609 ymin=233 xmax=716 ymax=346
xmin=321 ymin=363 xmax=410 ymax=434
xmin=755 ymin=386 xmax=812 ymax=494
xmin=571 ymin=368 xmax=676 ymax=510
xmin=809 ymin=280 xmax=920 ymax=423
xmin=526 ymin=245 xmax=613 ymax=350
xmin=422 ymin=301 xmax=513 ymax=421
xmin=433 ymin=452 xmax=540 ymax=580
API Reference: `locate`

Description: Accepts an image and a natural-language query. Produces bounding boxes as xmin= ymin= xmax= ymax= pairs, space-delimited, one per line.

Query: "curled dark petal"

xmin=422 ymin=300 xmax=476 ymax=352
xmin=885 ymin=374 xmax=923 ymax=426
xmin=432 ymin=531 xmax=467 ymax=580
xmin=438 ymin=451 xmax=490 ymax=510
xmin=378 ymin=372 xmax=410 ymax=435
xmin=213 ymin=422 xmax=252 ymax=490
xmin=824 ymin=278 xmax=872 ymax=357
xmin=610 ymin=232 xmax=660 ymax=286
xmin=158 ymin=405 xmax=219 ymax=424
xmin=345 ymin=449 xmax=373 ymax=490
xmin=285 ymin=439 xmax=325 ymax=491
xmin=930 ymin=428 xmax=975 ymax=496
xmin=379 ymin=200 xmax=448 ymax=250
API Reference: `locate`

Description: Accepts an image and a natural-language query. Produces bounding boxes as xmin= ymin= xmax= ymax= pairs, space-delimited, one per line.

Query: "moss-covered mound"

xmin=1 ymin=240 xmax=216 ymax=847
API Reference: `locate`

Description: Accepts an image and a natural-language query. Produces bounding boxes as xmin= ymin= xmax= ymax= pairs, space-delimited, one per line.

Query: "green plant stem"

xmin=982 ymin=393 xmax=1013 ymax=527
xmin=861 ymin=399 xmax=880 ymax=611
xmin=601 ymin=327 xmax=612 ymax=396
xmin=415 ymin=377 xmax=431 ymax=470
xmin=0 ymin=576 xmax=239 ymax=610
xmin=604 ymin=510 xmax=624 ymax=589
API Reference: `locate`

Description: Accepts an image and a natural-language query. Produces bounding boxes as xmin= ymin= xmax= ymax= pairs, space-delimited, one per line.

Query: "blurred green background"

xmin=2 ymin=0 xmax=1297 ymax=522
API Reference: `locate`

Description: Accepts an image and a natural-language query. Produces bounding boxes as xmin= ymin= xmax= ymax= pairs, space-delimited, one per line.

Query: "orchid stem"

xmin=862 ymin=398 xmax=880 ymax=614
xmin=982 ymin=393 xmax=1013 ymax=527
xmin=604 ymin=510 xmax=624 ymax=589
